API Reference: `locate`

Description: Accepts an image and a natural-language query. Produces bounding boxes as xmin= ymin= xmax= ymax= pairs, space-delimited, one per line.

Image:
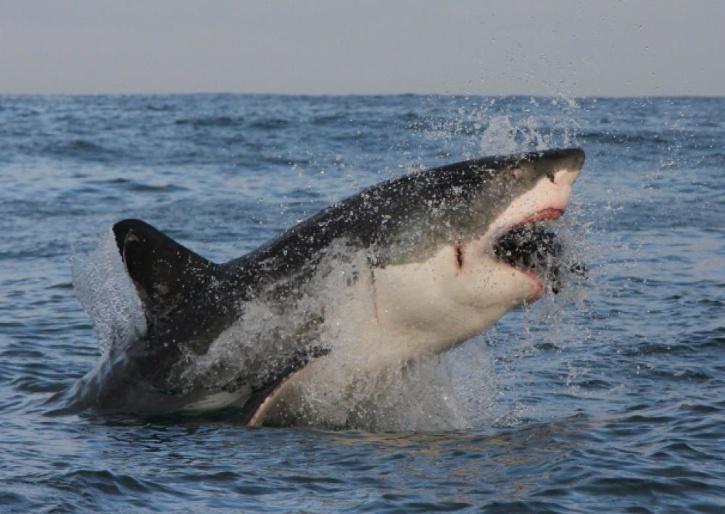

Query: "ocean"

xmin=0 ymin=94 xmax=723 ymax=512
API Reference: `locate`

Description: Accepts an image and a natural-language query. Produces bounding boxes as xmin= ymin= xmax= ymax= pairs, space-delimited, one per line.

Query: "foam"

xmin=71 ymin=229 xmax=146 ymax=353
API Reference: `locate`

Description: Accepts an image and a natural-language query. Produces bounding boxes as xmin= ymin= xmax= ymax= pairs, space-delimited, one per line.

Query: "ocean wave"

xmin=578 ymin=130 xmax=673 ymax=145
xmin=88 ymin=177 xmax=188 ymax=193
xmin=174 ymin=115 xmax=243 ymax=127
xmin=248 ymin=117 xmax=290 ymax=129
xmin=42 ymin=139 xmax=119 ymax=161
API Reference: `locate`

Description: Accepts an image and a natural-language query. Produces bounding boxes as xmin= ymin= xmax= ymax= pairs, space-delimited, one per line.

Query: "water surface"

xmin=0 ymin=95 xmax=723 ymax=512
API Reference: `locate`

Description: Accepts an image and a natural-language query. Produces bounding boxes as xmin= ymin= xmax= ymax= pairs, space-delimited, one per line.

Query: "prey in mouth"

xmin=493 ymin=209 xmax=587 ymax=296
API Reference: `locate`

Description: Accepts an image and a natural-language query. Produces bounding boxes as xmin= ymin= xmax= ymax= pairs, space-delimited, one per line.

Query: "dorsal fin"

xmin=112 ymin=219 xmax=218 ymax=323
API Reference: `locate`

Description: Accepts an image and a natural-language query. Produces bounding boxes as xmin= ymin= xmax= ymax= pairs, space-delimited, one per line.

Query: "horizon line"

xmin=1 ymin=91 xmax=724 ymax=99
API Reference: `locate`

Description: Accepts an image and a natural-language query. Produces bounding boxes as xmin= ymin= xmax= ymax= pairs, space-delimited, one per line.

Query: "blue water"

xmin=0 ymin=94 xmax=723 ymax=512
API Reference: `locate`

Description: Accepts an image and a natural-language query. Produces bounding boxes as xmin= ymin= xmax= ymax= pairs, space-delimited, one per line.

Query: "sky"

xmin=1 ymin=0 xmax=723 ymax=96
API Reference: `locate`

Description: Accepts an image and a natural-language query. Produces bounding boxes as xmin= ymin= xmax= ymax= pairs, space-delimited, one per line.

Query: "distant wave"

xmin=248 ymin=118 xmax=289 ymax=129
xmin=578 ymin=130 xmax=673 ymax=145
xmin=174 ymin=116 xmax=243 ymax=127
xmin=43 ymin=139 xmax=119 ymax=161
xmin=143 ymin=104 xmax=175 ymax=112
xmin=312 ymin=113 xmax=346 ymax=125
xmin=88 ymin=177 xmax=188 ymax=193
xmin=174 ymin=116 xmax=291 ymax=130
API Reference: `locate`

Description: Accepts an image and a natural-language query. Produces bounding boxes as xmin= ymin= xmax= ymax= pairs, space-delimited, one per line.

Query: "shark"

xmin=67 ymin=147 xmax=585 ymax=427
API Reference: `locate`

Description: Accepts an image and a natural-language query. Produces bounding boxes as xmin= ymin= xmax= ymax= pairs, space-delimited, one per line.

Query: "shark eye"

xmin=546 ymin=170 xmax=556 ymax=183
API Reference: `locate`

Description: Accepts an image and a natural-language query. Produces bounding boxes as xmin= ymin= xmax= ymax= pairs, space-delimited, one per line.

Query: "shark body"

xmin=68 ymin=148 xmax=585 ymax=427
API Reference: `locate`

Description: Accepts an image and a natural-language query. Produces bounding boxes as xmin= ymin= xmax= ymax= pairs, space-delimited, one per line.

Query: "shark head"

xmin=69 ymin=148 xmax=585 ymax=427
xmin=360 ymin=147 xmax=585 ymax=348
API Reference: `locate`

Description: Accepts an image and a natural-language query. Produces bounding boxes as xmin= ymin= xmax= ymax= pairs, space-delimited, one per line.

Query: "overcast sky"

xmin=1 ymin=0 xmax=723 ymax=96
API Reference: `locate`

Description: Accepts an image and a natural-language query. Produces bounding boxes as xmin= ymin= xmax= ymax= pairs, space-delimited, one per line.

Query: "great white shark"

xmin=67 ymin=147 xmax=585 ymax=427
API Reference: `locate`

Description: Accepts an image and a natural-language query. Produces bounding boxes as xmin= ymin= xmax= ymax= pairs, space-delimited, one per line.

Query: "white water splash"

xmin=71 ymin=230 xmax=146 ymax=353
xmin=418 ymin=97 xmax=581 ymax=161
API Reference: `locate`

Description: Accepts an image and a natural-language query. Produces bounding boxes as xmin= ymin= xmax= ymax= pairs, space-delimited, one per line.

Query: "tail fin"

xmin=112 ymin=219 xmax=219 ymax=324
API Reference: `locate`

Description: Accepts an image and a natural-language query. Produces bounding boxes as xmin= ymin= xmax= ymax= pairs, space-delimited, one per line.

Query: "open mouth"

xmin=493 ymin=213 xmax=586 ymax=294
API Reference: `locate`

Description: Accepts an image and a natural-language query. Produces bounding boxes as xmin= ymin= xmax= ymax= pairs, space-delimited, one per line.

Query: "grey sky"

xmin=1 ymin=0 xmax=723 ymax=96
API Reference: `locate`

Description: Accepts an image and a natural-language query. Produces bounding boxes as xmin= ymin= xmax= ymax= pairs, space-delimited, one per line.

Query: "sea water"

xmin=0 ymin=94 xmax=723 ymax=512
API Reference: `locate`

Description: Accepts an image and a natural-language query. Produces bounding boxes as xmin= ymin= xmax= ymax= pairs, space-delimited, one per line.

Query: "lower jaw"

xmin=515 ymin=267 xmax=545 ymax=301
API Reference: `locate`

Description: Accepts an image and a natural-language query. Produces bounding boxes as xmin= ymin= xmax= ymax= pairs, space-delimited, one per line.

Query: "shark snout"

xmin=553 ymin=167 xmax=580 ymax=187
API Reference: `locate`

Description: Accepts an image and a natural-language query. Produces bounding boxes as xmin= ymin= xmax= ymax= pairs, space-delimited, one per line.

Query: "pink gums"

xmin=517 ymin=208 xmax=564 ymax=227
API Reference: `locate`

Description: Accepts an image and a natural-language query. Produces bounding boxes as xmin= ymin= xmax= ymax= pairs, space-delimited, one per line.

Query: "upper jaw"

xmin=485 ymin=168 xmax=578 ymax=244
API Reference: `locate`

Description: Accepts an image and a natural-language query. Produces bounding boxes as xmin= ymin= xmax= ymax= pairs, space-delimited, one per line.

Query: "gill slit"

xmin=454 ymin=232 xmax=464 ymax=271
